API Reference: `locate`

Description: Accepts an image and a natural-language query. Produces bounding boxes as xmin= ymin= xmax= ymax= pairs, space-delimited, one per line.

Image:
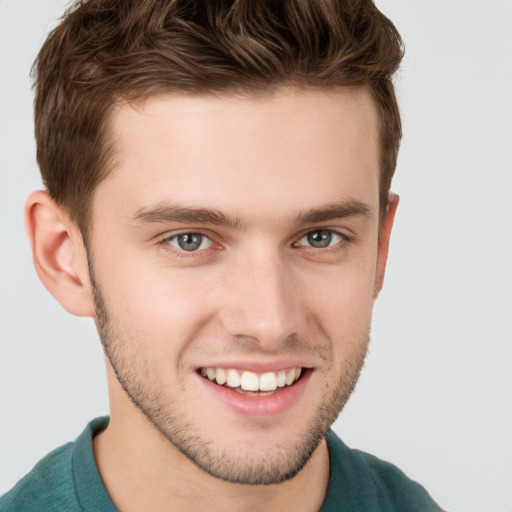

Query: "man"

xmin=1 ymin=0 xmax=445 ymax=510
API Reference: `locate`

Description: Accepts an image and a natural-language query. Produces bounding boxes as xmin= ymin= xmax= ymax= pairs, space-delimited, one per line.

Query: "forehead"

xmin=95 ymin=87 xmax=380 ymax=225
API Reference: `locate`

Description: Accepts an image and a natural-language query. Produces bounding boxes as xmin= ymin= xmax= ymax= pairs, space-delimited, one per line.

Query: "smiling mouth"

xmin=199 ymin=367 xmax=303 ymax=395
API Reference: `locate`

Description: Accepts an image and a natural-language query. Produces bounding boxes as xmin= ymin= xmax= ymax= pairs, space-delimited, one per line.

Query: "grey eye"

xmin=299 ymin=230 xmax=342 ymax=248
xmin=167 ymin=233 xmax=212 ymax=252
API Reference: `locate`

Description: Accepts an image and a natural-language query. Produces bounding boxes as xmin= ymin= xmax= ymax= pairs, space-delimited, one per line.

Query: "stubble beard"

xmin=89 ymin=267 xmax=370 ymax=485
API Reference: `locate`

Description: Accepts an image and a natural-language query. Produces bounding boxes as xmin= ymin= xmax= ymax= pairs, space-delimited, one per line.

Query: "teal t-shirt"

xmin=1 ymin=417 xmax=445 ymax=511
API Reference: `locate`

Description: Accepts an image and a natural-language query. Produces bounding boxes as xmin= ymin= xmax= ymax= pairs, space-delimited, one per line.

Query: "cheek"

xmin=94 ymin=254 xmax=218 ymax=359
xmin=93 ymin=234 xmax=378 ymax=366
xmin=299 ymin=253 xmax=377 ymax=355
xmin=308 ymin=278 xmax=375 ymax=333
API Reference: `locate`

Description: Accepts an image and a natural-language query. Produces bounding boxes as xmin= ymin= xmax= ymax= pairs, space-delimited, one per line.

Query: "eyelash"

xmin=294 ymin=229 xmax=348 ymax=251
xmin=158 ymin=231 xmax=220 ymax=258
xmin=158 ymin=228 xmax=351 ymax=257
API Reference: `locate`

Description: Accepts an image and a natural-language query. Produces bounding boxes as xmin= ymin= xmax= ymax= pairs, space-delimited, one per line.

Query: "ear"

xmin=374 ymin=193 xmax=399 ymax=297
xmin=25 ymin=190 xmax=95 ymax=317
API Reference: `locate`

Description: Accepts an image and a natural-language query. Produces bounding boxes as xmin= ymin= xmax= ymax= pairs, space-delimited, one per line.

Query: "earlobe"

xmin=25 ymin=190 xmax=95 ymax=317
xmin=374 ymin=193 xmax=399 ymax=297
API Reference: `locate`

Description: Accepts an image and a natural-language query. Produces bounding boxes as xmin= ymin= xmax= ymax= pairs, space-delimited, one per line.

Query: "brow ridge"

xmin=295 ymin=200 xmax=372 ymax=224
xmin=131 ymin=203 xmax=243 ymax=229
xmin=130 ymin=198 xmax=371 ymax=230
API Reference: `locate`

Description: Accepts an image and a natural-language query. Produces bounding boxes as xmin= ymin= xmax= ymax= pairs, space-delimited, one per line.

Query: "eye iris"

xmin=307 ymin=230 xmax=332 ymax=248
xmin=178 ymin=233 xmax=202 ymax=251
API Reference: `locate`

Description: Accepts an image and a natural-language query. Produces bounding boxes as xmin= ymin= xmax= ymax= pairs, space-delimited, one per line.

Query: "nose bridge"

xmin=221 ymin=246 xmax=298 ymax=348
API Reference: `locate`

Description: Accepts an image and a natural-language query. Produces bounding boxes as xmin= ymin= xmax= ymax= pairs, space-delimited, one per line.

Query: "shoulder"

xmin=323 ymin=430 xmax=446 ymax=512
xmin=0 ymin=442 xmax=81 ymax=511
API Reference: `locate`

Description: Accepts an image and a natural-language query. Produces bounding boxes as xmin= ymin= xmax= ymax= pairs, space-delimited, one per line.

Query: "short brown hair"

xmin=33 ymin=0 xmax=404 ymax=236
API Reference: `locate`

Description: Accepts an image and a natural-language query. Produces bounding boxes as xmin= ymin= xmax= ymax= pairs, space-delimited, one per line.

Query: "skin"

xmin=26 ymin=87 xmax=398 ymax=512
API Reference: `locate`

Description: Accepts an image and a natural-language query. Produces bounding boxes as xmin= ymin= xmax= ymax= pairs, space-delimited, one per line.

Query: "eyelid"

xmin=157 ymin=229 xmax=221 ymax=254
xmin=293 ymin=228 xmax=351 ymax=248
xmin=155 ymin=226 xmax=352 ymax=254
xmin=168 ymin=233 xmax=212 ymax=251
xmin=158 ymin=228 xmax=214 ymax=243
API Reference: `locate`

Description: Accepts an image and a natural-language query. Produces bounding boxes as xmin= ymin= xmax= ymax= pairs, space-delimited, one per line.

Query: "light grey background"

xmin=1 ymin=1 xmax=511 ymax=511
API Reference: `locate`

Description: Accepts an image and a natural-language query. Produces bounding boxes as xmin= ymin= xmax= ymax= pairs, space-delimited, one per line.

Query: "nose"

xmin=219 ymin=248 xmax=299 ymax=350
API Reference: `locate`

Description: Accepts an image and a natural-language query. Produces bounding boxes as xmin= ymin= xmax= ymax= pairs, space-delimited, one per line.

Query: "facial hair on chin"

xmin=88 ymin=259 xmax=370 ymax=485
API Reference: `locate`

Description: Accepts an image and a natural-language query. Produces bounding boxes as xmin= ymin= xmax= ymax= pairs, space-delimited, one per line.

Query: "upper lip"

xmin=195 ymin=359 xmax=314 ymax=373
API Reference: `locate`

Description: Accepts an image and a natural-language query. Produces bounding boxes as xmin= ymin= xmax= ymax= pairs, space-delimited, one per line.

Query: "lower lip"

xmin=196 ymin=370 xmax=312 ymax=418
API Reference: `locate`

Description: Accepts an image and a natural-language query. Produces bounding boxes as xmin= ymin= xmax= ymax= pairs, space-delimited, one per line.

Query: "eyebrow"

xmin=295 ymin=200 xmax=372 ymax=224
xmin=129 ymin=198 xmax=372 ymax=229
xmin=130 ymin=203 xmax=243 ymax=229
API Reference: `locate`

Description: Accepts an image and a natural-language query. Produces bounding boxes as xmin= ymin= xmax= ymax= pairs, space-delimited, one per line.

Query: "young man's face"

xmin=87 ymin=87 xmax=394 ymax=484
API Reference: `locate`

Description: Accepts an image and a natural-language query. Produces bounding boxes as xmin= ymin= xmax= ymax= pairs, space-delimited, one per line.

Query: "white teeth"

xmin=215 ymin=368 xmax=227 ymax=385
xmin=241 ymin=371 xmax=260 ymax=391
xmin=285 ymin=368 xmax=296 ymax=385
xmin=226 ymin=369 xmax=241 ymax=388
xmin=260 ymin=372 xmax=278 ymax=391
xmin=201 ymin=367 xmax=303 ymax=391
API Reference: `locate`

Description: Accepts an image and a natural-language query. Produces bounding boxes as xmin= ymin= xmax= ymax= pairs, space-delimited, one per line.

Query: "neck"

xmin=93 ymin=411 xmax=330 ymax=512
